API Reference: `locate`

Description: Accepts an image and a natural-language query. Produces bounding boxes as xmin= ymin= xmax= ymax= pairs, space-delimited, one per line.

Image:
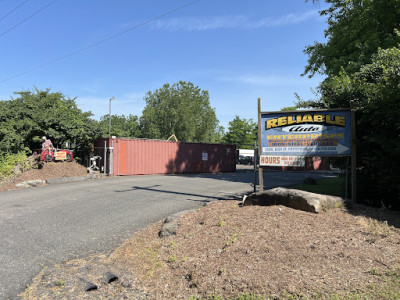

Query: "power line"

xmin=0 ymin=0 xmax=199 ymax=84
xmin=0 ymin=0 xmax=30 ymax=22
xmin=0 ymin=0 xmax=57 ymax=38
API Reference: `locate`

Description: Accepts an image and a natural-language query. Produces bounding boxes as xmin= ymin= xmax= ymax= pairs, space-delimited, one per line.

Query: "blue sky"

xmin=0 ymin=0 xmax=328 ymax=129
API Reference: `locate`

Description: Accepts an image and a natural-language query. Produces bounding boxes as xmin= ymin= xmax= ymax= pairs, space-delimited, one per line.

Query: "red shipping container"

xmin=94 ymin=138 xmax=236 ymax=176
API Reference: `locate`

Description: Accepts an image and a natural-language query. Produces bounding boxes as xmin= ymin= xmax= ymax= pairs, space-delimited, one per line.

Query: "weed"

xmin=280 ymin=291 xmax=307 ymax=299
xmin=142 ymin=245 xmax=163 ymax=280
xmin=369 ymin=268 xmax=383 ymax=276
xmin=188 ymin=295 xmax=224 ymax=300
xmin=143 ymin=246 xmax=159 ymax=259
xmin=223 ymin=231 xmax=244 ymax=251
xmin=385 ymin=266 xmax=400 ymax=278
xmin=368 ymin=219 xmax=392 ymax=237
xmin=145 ymin=261 xmax=163 ymax=279
xmin=54 ymin=278 xmax=65 ymax=287
xmin=235 ymin=294 xmax=266 ymax=300
xmin=217 ymin=268 xmax=226 ymax=276
xmin=169 ymin=240 xmax=176 ymax=250
xmin=168 ymin=254 xmax=177 ymax=263
xmin=217 ymin=216 xmax=226 ymax=227
xmin=359 ymin=218 xmax=393 ymax=238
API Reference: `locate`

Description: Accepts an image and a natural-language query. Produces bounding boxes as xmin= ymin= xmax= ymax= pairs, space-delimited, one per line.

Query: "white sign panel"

xmin=260 ymin=155 xmax=305 ymax=167
xmin=202 ymin=152 xmax=208 ymax=161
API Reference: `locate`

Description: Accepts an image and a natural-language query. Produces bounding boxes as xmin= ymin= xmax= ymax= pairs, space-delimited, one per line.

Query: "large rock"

xmin=243 ymin=187 xmax=345 ymax=213
xmin=15 ymin=180 xmax=46 ymax=188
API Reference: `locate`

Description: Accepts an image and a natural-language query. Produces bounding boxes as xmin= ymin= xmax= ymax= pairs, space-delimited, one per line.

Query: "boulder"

xmin=15 ymin=180 xmax=46 ymax=188
xmin=243 ymin=187 xmax=345 ymax=213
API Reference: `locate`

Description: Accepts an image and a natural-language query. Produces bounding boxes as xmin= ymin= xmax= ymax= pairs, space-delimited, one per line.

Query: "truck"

xmin=235 ymin=149 xmax=255 ymax=165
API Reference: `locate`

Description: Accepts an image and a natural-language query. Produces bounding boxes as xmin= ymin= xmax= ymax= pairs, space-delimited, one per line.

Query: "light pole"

xmin=109 ymin=96 xmax=115 ymax=138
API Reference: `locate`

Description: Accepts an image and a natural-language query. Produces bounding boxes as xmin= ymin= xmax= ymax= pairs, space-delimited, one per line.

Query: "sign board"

xmin=202 ymin=152 xmax=208 ymax=161
xmin=260 ymin=155 xmax=305 ymax=167
xmin=260 ymin=110 xmax=352 ymax=157
xmin=55 ymin=151 xmax=66 ymax=161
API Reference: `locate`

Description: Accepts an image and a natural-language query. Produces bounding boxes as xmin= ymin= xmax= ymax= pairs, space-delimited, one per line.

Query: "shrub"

xmin=0 ymin=150 xmax=33 ymax=182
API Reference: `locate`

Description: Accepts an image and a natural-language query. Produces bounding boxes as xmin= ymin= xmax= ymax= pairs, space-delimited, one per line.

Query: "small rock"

xmin=104 ymin=272 xmax=118 ymax=284
xmin=159 ymin=221 xmax=178 ymax=237
xmin=85 ymin=283 xmax=98 ymax=292
xmin=121 ymin=282 xmax=132 ymax=288
xmin=78 ymin=277 xmax=98 ymax=292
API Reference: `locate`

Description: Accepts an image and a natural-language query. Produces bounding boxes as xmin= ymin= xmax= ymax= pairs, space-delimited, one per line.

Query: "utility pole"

xmin=109 ymin=96 xmax=116 ymax=138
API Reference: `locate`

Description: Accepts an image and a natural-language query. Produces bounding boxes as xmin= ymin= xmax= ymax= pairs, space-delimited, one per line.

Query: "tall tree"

xmin=304 ymin=0 xmax=400 ymax=77
xmin=317 ymin=47 xmax=400 ymax=208
xmin=139 ymin=81 xmax=220 ymax=143
xmin=0 ymin=88 xmax=99 ymax=153
xmin=98 ymin=114 xmax=140 ymax=138
xmin=300 ymin=0 xmax=400 ymax=208
xmin=223 ymin=116 xmax=257 ymax=148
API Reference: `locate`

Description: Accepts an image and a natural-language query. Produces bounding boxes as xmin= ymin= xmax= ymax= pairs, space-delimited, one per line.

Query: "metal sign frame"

xmin=257 ymin=98 xmax=356 ymax=201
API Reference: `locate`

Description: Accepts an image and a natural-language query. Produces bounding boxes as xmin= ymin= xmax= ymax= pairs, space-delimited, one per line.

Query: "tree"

xmin=223 ymin=116 xmax=257 ymax=148
xmin=280 ymin=106 xmax=297 ymax=111
xmin=304 ymin=0 xmax=400 ymax=77
xmin=317 ymin=47 xmax=400 ymax=208
xmin=98 ymin=114 xmax=140 ymax=138
xmin=0 ymin=88 xmax=99 ymax=153
xmin=300 ymin=0 xmax=400 ymax=209
xmin=139 ymin=81 xmax=220 ymax=143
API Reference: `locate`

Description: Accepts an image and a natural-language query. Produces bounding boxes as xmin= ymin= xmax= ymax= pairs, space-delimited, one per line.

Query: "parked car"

xmin=238 ymin=155 xmax=253 ymax=165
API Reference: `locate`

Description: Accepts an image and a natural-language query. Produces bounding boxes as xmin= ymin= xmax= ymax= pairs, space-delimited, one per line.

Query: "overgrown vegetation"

xmin=0 ymin=151 xmax=34 ymax=183
xmin=299 ymin=0 xmax=400 ymax=209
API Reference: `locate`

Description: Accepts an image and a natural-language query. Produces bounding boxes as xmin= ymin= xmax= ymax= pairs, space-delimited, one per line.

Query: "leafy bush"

xmin=0 ymin=151 xmax=33 ymax=182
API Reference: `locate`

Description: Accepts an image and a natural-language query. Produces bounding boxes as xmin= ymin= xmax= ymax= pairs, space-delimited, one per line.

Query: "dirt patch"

xmin=23 ymin=201 xmax=400 ymax=299
xmin=0 ymin=161 xmax=88 ymax=192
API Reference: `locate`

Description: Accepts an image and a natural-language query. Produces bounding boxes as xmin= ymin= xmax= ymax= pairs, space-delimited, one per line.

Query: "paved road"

xmin=0 ymin=169 xmax=335 ymax=299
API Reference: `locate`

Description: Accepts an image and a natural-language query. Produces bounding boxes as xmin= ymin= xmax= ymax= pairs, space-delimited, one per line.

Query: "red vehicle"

xmin=40 ymin=149 xmax=74 ymax=162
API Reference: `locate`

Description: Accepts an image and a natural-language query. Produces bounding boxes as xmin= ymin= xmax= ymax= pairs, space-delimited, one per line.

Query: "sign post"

xmin=258 ymin=98 xmax=264 ymax=192
xmin=350 ymin=102 xmax=357 ymax=202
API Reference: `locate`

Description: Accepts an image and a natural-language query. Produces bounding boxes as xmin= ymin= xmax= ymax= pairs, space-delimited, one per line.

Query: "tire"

xmin=66 ymin=154 xmax=72 ymax=162
xmin=45 ymin=154 xmax=53 ymax=162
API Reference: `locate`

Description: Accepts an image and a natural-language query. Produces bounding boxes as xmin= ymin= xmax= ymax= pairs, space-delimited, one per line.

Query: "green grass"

xmin=291 ymin=176 xmax=345 ymax=198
